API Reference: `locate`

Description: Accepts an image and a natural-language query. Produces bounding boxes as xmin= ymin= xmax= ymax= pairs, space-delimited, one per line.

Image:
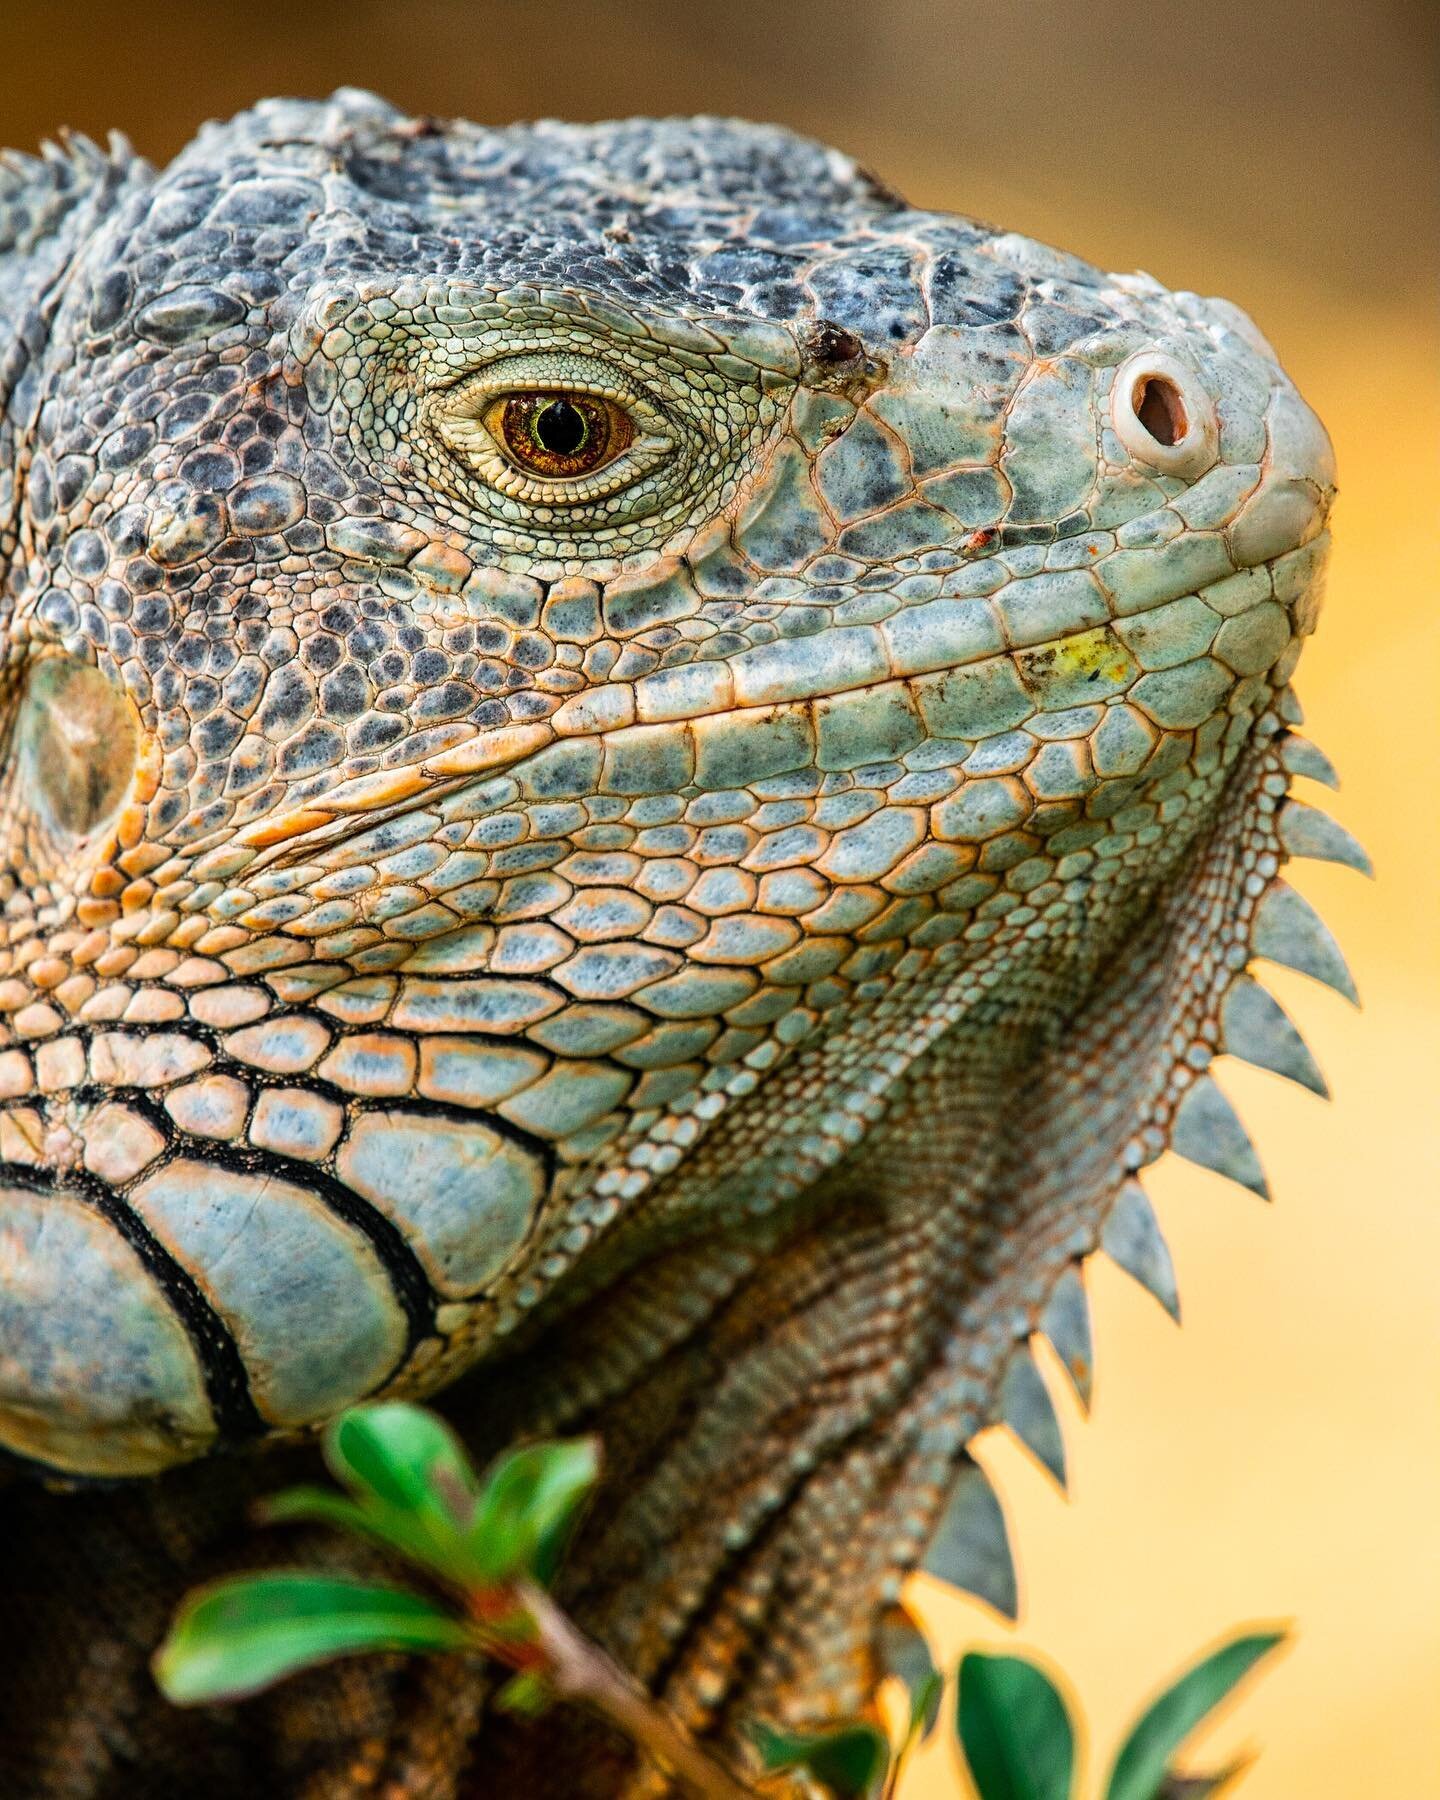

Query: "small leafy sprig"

xmin=756 ymin=1628 xmax=1284 ymax=1798
xmin=155 ymin=1402 xmax=753 ymax=1799
xmin=952 ymin=1632 xmax=1284 ymax=1800
xmin=153 ymin=1402 xmax=1286 ymax=1800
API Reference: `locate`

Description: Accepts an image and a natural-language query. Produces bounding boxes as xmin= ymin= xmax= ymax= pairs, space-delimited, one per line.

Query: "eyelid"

xmin=441 ymin=358 xmax=672 ymax=442
xmin=430 ymin=352 xmax=678 ymax=510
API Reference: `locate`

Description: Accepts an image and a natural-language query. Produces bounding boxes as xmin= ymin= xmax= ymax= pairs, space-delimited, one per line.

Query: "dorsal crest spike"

xmin=1278 ymin=799 xmax=1373 ymax=877
xmin=1252 ymin=882 xmax=1360 ymax=1005
xmin=921 ymin=1454 xmax=1017 ymax=1618
xmin=1102 ymin=1181 xmax=1181 ymax=1320
xmin=1280 ymin=733 xmax=1341 ymax=789
xmin=1221 ymin=974 xmax=1329 ymax=1098
xmin=1040 ymin=1265 xmax=1093 ymax=1410
xmin=1170 ymin=1072 xmax=1270 ymax=1200
xmin=0 ymin=123 xmax=147 ymax=265
xmin=999 ymin=1344 xmax=1067 ymax=1488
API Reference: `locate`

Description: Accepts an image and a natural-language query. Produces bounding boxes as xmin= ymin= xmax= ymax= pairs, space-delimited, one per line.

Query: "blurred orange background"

xmin=2 ymin=3 xmax=1435 ymax=1793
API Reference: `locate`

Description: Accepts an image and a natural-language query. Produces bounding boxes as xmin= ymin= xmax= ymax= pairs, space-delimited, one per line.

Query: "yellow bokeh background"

xmin=2 ymin=3 xmax=1434 ymax=1792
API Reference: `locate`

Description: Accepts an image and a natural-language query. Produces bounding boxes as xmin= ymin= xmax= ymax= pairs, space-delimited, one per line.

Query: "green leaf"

xmin=258 ymin=1485 xmax=384 ymax=1540
xmin=906 ymin=1671 xmax=945 ymax=1747
xmin=957 ymin=1652 xmax=1075 ymax=1800
xmin=494 ymin=1670 xmax=554 ymax=1717
xmin=320 ymin=1404 xmax=492 ymax=1585
xmin=1104 ymin=1632 xmax=1286 ymax=1800
xmin=469 ymin=1437 xmax=600 ymax=1586
xmin=1156 ymin=1761 xmax=1254 ymax=1800
xmin=752 ymin=1720 xmax=892 ymax=1798
xmin=153 ymin=1572 xmax=473 ymax=1705
xmin=260 ymin=1479 xmax=468 ymax=1590
xmin=328 ymin=1403 xmax=482 ymax=1524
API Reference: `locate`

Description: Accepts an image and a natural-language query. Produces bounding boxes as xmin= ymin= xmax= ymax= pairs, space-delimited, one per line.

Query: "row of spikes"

xmin=915 ymin=732 xmax=1369 ymax=1621
xmin=0 ymin=128 xmax=140 ymax=260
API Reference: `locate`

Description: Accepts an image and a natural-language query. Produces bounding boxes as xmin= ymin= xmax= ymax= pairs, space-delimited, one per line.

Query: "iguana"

xmin=0 ymin=91 xmax=1364 ymax=1798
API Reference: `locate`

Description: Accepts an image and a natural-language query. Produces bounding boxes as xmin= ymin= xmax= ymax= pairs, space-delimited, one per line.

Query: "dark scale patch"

xmin=173 ymin=632 xmax=210 ymax=674
xmin=223 ymin=740 xmax=274 ymax=795
xmin=229 ymin=474 xmax=304 ymax=533
xmin=414 ymin=680 xmax=476 ymax=721
xmin=180 ymin=453 xmax=239 ymax=496
xmin=694 ymin=245 xmax=805 ymax=289
xmin=62 ymin=528 xmax=107 ymax=576
xmin=158 ymin=393 xmax=215 ymax=438
xmin=52 ymin=454 xmax=95 ymax=508
xmin=97 ymin=421 xmax=155 ymax=470
xmin=807 ymin=246 xmax=927 ymax=345
xmin=278 ymin=721 xmax=344 ymax=775
xmin=300 ymin=632 xmax=343 ymax=674
xmin=196 ymin=711 xmax=245 ymax=759
xmin=88 ymin=268 xmax=134 ymax=333
xmin=1023 ymin=304 xmax=1109 ymax=357
xmin=925 ymin=255 xmax=1025 ymax=328
xmin=36 ymin=589 xmax=77 ymax=633
xmin=221 ymin=660 xmax=266 ymax=713
xmin=349 ymin=710 xmax=407 ymax=752
xmin=134 ymin=283 xmax=246 ymax=344
xmin=182 ymin=676 xmax=221 ymax=720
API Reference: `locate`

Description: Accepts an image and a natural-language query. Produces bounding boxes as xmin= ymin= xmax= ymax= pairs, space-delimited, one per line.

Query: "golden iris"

xmin=484 ymin=391 xmax=635 ymax=479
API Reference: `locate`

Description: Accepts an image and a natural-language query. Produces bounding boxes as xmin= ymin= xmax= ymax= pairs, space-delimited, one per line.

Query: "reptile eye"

xmin=430 ymin=356 xmax=676 ymax=521
xmin=484 ymin=391 xmax=635 ymax=480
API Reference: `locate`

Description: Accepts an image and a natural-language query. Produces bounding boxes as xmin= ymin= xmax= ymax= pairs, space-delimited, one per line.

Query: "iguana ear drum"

xmin=4 ymin=657 xmax=139 ymax=868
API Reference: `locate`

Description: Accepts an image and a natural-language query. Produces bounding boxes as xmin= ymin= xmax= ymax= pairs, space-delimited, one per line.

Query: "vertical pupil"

xmin=534 ymin=400 xmax=589 ymax=456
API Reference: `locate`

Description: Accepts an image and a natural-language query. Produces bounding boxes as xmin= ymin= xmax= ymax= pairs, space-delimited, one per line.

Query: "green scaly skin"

xmin=0 ymin=93 xmax=1363 ymax=1797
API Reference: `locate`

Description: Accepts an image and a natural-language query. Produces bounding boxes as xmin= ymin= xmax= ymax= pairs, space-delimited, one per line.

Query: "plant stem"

xmin=515 ymin=1581 xmax=756 ymax=1799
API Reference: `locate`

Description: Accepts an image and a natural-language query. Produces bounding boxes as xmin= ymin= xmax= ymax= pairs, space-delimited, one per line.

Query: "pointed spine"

xmin=875 ymin=1603 xmax=937 ymax=1697
xmin=1280 ymin=734 xmax=1340 ymax=790
xmin=999 ymin=1345 xmax=1066 ymax=1487
xmin=1221 ymin=974 xmax=1328 ymax=1098
xmin=1252 ymin=882 xmax=1359 ymax=1005
xmin=1102 ymin=1180 xmax=1181 ymax=1320
xmin=1040 ymin=1265 xmax=1093 ymax=1410
xmin=1170 ymin=1072 xmax=1269 ymax=1199
xmin=0 ymin=127 xmax=146 ymax=262
xmin=921 ymin=1454 xmax=1017 ymax=1618
xmin=1279 ymin=800 xmax=1373 ymax=876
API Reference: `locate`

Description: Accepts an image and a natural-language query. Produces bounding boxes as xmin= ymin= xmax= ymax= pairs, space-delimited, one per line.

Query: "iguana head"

xmin=0 ymin=93 xmax=1333 ymax=1479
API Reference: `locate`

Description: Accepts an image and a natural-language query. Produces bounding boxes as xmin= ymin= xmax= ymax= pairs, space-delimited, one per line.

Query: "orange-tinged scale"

xmin=318 ymin=765 xmax=433 ymax=812
xmin=422 ymin=720 xmax=555 ymax=779
xmin=235 ymin=806 xmax=335 ymax=848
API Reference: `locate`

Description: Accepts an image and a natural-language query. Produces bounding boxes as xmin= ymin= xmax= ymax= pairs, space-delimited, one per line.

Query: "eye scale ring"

xmin=427 ymin=349 xmax=686 ymax=525
xmin=486 ymin=390 xmax=636 ymax=480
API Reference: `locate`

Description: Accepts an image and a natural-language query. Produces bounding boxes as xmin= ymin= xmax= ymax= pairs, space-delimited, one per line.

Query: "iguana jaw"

xmin=238 ymin=518 xmax=1330 ymax=876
